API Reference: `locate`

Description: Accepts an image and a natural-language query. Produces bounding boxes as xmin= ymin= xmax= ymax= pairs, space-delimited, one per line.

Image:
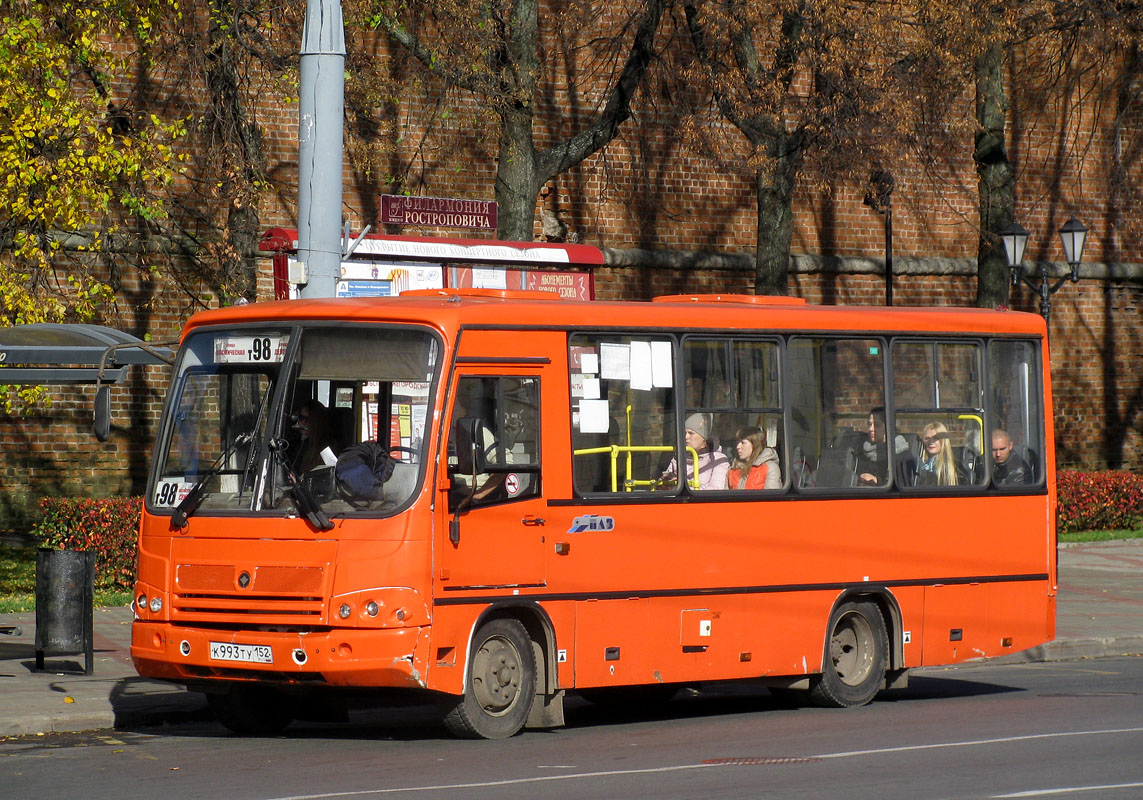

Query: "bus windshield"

xmin=150 ymin=324 xmax=440 ymax=520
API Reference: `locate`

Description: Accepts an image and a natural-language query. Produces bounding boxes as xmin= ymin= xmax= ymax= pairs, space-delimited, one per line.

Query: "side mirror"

xmin=448 ymin=416 xmax=486 ymax=545
xmin=469 ymin=418 xmax=488 ymax=474
xmin=93 ymin=384 xmax=111 ymax=442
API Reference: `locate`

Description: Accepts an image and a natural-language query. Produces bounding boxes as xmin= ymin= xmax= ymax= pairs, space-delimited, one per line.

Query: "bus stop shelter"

xmin=260 ymin=228 xmax=602 ymax=301
xmin=0 ymin=323 xmax=173 ymax=386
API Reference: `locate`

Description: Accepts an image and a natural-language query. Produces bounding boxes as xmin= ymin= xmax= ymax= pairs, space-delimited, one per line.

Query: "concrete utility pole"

xmin=296 ymin=0 xmax=346 ymax=299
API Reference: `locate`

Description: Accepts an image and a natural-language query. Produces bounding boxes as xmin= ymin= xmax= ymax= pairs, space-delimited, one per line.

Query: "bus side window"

xmin=448 ymin=376 xmax=540 ymax=511
xmin=685 ymin=337 xmax=785 ymax=491
xmin=570 ymin=335 xmax=676 ymax=495
xmin=892 ymin=340 xmax=986 ymax=490
xmin=788 ymin=337 xmax=886 ymax=490
xmin=988 ymin=340 xmax=1044 ymax=488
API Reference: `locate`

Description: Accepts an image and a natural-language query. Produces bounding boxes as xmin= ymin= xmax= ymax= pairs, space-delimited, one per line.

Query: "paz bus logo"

xmin=568 ymin=515 xmax=615 ymax=533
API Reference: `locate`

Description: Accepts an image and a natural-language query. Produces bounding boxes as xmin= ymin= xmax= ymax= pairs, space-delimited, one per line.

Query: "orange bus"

xmin=130 ymin=290 xmax=1056 ymax=738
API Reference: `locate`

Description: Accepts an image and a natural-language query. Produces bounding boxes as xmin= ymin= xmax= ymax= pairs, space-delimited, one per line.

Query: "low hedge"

xmin=31 ymin=496 xmax=141 ymax=591
xmin=1056 ymin=470 xmax=1143 ymax=534
xmin=20 ymin=472 xmax=1140 ymax=589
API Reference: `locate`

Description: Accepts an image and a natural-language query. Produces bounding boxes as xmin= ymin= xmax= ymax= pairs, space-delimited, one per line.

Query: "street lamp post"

xmin=864 ymin=171 xmax=895 ymax=306
xmin=1001 ymin=217 xmax=1088 ymax=325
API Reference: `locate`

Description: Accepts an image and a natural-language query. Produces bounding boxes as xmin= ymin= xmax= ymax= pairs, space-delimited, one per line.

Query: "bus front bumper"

xmin=131 ymin=620 xmax=431 ymax=689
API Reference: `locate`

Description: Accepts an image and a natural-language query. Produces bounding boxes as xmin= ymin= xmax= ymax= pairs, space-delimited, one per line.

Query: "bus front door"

xmin=438 ymin=367 xmax=548 ymax=590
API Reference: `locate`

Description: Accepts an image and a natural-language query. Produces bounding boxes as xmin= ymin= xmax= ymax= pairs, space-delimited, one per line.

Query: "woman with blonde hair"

xmin=916 ymin=421 xmax=960 ymax=486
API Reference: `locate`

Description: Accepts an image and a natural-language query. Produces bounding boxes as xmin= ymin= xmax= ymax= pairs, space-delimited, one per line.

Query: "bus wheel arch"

xmin=861 ymin=589 xmax=905 ymax=673
xmin=809 ymin=593 xmax=891 ymax=708
xmin=441 ymin=603 xmax=563 ymax=738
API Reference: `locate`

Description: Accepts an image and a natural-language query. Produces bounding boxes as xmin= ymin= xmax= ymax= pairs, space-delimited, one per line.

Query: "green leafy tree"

xmin=0 ymin=0 xmax=185 ymax=409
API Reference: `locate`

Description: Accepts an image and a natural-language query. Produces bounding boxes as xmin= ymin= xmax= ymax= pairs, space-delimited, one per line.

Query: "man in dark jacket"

xmin=857 ymin=408 xmax=917 ymax=488
xmin=992 ymin=429 xmax=1032 ymax=485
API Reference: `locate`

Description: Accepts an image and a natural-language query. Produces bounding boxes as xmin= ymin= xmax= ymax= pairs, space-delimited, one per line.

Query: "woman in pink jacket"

xmin=662 ymin=413 xmax=729 ymax=490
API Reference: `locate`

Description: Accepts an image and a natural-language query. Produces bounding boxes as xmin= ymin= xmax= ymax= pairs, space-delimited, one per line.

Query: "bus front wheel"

xmin=809 ymin=600 xmax=888 ymax=708
xmin=441 ymin=618 xmax=536 ymax=739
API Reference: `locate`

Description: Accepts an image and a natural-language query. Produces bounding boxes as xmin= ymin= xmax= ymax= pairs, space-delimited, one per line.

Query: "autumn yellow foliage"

xmin=0 ymin=0 xmax=185 ymax=409
xmin=0 ymin=1 xmax=185 ymax=330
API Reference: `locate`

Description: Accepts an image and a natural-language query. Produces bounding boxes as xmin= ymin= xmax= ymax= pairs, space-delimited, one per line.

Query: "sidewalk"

xmin=1 ymin=540 xmax=1141 ymax=738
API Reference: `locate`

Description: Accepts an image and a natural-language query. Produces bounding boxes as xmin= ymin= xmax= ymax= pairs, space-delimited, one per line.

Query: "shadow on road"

xmin=106 ymin=672 xmax=1023 ymax=742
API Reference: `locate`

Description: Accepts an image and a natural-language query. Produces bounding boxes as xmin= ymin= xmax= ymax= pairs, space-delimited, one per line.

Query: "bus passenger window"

xmin=684 ymin=337 xmax=784 ymax=491
xmin=988 ymin=340 xmax=1044 ymax=488
xmin=787 ymin=337 xmax=886 ymax=490
xmin=893 ymin=340 xmax=987 ymax=491
xmin=570 ymin=335 xmax=675 ymax=494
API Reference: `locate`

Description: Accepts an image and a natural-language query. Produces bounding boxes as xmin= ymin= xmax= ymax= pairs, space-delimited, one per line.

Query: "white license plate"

xmin=209 ymin=642 xmax=273 ymax=664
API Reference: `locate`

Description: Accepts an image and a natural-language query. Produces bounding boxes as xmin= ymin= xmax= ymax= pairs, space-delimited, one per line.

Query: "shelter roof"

xmin=0 ymin=324 xmax=173 ymax=384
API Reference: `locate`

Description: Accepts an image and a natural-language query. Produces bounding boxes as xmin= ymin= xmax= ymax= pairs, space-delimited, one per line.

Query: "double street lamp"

xmin=1000 ymin=217 xmax=1088 ymax=324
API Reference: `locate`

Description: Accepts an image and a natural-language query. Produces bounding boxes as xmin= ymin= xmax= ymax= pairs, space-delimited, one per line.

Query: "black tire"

xmin=578 ymin=683 xmax=679 ymax=708
xmin=207 ymin=685 xmax=294 ymax=735
xmin=441 ymin=618 xmax=536 ymax=739
xmin=808 ymin=600 xmax=888 ymax=708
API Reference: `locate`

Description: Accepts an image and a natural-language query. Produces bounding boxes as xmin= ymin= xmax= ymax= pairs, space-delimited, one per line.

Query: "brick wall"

xmin=3 ymin=22 xmax=1143 ymax=531
xmin=4 ymin=255 xmax=1139 ymax=533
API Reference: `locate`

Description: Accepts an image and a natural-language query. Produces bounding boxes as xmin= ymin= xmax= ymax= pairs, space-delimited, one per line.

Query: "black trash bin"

xmin=35 ymin=549 xmax=96 ymax=674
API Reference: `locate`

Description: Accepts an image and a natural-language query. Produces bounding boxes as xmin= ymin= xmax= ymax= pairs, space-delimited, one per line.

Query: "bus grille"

xmin=172 ymin=563 xmax=327 ymax=622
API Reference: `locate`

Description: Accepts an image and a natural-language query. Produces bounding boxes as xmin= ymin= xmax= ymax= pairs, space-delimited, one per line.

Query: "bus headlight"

xmin=149 ymin=596 xmax=163 ymax=613
xmin=365 ymin=601 xmax=379 ymax=617
xmin=137 ymin=594 xmax=148 ymax=610
xmin=338 ymin=603 xmax=351 ymax=619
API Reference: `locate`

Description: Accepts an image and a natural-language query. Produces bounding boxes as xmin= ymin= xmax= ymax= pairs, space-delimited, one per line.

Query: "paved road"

xmin=0 ymin=539 xmax=1141 ymax=737
xmin=2 ymin=656 xmax=1142 ymax=800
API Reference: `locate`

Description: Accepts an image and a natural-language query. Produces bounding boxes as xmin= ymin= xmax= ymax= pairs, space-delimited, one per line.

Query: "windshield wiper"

xmin=269 ymin=438 xmax=334 ymax=531
xmin=238 ymin=388 xmax=274 ymax=498
xmin=170 ymin=430 xmax=255 ymax=529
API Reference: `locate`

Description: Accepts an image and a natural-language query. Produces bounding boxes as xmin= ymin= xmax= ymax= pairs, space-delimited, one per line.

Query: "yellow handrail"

xmin=957 ymin=412 xmax=984 ymax=449
xmin=572 ymin=444 xmax=699 ymax=491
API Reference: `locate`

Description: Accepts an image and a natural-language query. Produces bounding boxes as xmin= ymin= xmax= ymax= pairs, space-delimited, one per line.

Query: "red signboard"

xmin=448 ymin=266 xmax=593 ymax=300
xmin=525 ymin=270 xmax=593 ymax=300
xmin=379 ymin=195 xmax=497 ymax=231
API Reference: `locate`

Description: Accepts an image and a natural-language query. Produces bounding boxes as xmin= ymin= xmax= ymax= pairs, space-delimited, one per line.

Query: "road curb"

xmin=992 ymin=635 xmax=1143 ymax=664
xmin=2 ymin=709 xmax=116 ymax=738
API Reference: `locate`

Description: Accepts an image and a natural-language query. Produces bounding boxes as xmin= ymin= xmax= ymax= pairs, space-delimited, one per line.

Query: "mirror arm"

xmin=449 ymin=433 xmax=482 ymax=545
xmin=92 ymin=340 xmax=178 ymax=440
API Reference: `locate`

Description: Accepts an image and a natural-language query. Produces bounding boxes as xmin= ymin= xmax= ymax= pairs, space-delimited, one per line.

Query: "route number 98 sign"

xmin=214 ymin=335 xmax=286 ymax=364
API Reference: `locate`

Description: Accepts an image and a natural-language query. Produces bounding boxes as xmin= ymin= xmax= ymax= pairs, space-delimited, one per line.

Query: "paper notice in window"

xmin=473 ymin=268 xmax=506 ymax=289
xmin=580 ymin=353 xmax=599 ymax=374
xmin=651 ymin=340 xmax=673 ymax=388
xmin=600 ymin=343 xmax=630 ymax=380
xmin=578 ymin=399 xmax=610 ymax=433
xmin=630 ymin=341 xmax=652 ymax=390
xmin=582 ymin=377 xmax=601 ymax=399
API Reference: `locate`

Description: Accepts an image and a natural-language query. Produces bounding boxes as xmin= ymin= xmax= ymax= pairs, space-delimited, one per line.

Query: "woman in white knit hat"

xmin=660 ymin=412 xmax=729 ymax=490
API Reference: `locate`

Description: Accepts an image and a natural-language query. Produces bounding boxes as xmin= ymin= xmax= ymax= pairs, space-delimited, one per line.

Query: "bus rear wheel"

xmin=441 ymin=618 xmax=536 ymax=739
xmin=809 ymin=600 xmax=888 ymax=708
xmin=207 ymin=685 xmax=294 ymax=735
